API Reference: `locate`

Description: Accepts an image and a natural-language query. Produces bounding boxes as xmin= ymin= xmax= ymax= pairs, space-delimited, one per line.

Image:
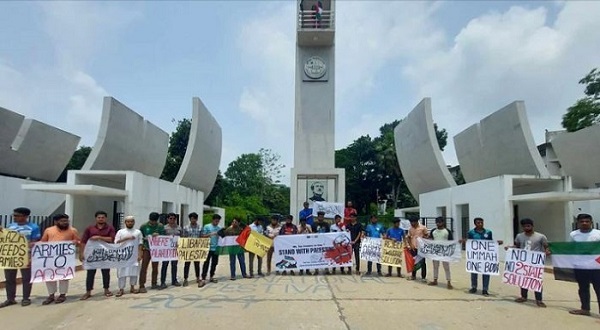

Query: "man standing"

xmin=428 ymin=217 xmax=453 ymax=289
xmin=312 ymin=211 xmax=331 ymax=275
xmin=0 ymin=207 xmax=41 ymax=308
xmin=298 ymin=218 xmax=312 ymax=234
xmin=466 ymin=217 xmax=503 ymax=296
xmin=160 ymin=213 xmax=182 ymax=289
xmin=505 ymin=218 xmax=548 ymax=307
xmin=80 ymin=211 xmax=116 ymax=300
xmin=279 ymin=215 xmax=298 ymax=275
xmin=248 ymin=217 xmax=265 ymax=277
xmin=40 ymin=214 xmax=80 ymax=305
xmin=139 ymin=212 xmax=166 ymax=293
xmin=365 ymin=215 xmax=385 ymax=276
xmin=224 ymin=218 xmax=249 ymax=280
xmin=299 ymin=202 xmax=314 ymax=227
xmin=568 ymin=213 xmax=600 ymax=316
xmin=330 ymin=215 xmax=346 ymax=274
xmin=199 ymin=214 xmax=222 ymax=287
xmin=182 ymin=212 xmax=202 ymax=286
xmin=407 ymin=217 xmax=428 ymax=281
xmin=114 ymin=215 xmax=143 ymax=297
xmin=344 ymin=201 xmax=357 ymax=226
xmin=384 ymin=218 xmax=404 ymax=278
xmin=265 ymin=215 xmax=282 ymax=275
xmin=346 ymin=212 xmax=363 ymax=275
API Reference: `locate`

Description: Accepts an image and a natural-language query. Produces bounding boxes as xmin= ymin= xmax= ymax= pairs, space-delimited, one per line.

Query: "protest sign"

xmin=502 ymin=248 xmax=545 ymax=292
xmin=30 ymin=241 xmax=76 ymax=283
xmin=380 ymin=239 xmax=403 ymax=267
xmin=359 ymin=237 xmax=382 ymax=263
xmin=417 ymin=238 xmax=462 ymax=262
xmin=274 ymin=232 xmax=352 ymax=270
xmin=178 ymin=238 xmax=210 ymax=262
xmin=0 ymin=230 xmax=28 ymax=269
xmin=83 ymin=240 xmax=138 ymax=270
xmin=466 ymin=240 xmax=500 ymax=275
xmin=147 ymin=235 xmax=178 ymax=261
xmin=242 ymin=231 xmax=272 ymax=258
xmin=312 ymin=202 xmax=344 ymax=219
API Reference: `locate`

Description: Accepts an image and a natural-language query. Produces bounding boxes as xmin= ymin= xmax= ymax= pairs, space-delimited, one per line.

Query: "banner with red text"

xmin=147 ymin=235 xmax=179 ymax=261
xmin=274 ymin=232 xmax=352 ymax=270
xmin=30 ymin=241 xmax=77 ymax=283
xmin=502 ymin=248 xmax=545 ymax=292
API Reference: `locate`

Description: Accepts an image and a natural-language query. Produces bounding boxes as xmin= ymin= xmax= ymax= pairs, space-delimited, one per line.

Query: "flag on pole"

xmin=549 ymin=242 xmax=600 ymax=282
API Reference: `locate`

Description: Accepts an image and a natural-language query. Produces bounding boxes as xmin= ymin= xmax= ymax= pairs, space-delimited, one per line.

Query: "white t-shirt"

xmin=570 ymin=229 xmax=600 ymax=242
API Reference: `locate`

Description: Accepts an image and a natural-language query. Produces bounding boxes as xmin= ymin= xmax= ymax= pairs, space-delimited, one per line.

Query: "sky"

xmin=1 ymin=1 xmax=599 ymax=185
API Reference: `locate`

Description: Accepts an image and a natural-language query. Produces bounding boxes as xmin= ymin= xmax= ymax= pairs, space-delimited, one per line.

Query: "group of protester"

xmin=1 ymin=206 xmax=599 ymax=317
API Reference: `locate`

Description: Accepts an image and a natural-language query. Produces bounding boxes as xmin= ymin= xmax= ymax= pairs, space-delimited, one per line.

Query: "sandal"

xmin=209 ymin=278 xmax=218 ymax=283
xmin=0 ymin=300 xmax=17 ymax=308
xmin=115 ymin=290 xmax=124 ymax=297
xmin=536 ymin=301 xmax=547 ymax=308
xmin=198 ymin=280 xmax=206 ymax=288
xmin=42 ymin=295 xmax=55 ymax=305
xmin=515 ymin=297 xmax=527 ymax=303
xmin=55 ymin=295 xmax=66 ymax=304
xmin=80 ymin=292 xmax=91 ymax=301
xmin=130 ymin=288 xmax=139 ymax=294
xmin=569 ymin=309 xmax=590 ymax=316
xmin=104 ymin=290 xmax=113 ymax=297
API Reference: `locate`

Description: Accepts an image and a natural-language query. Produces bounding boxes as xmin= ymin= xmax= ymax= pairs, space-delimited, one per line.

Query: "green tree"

xmin=57 ymin=146 xmax=91 ymax=182
xmin=562 ymin=68 xmax=600 ymax=132
xmin=259 ymin=148 xmax=285 ymax=184
xmin=224 ymin=153 xmax=265 ymax=198
xmin=161 ymin=118 xmax=191 ymax=181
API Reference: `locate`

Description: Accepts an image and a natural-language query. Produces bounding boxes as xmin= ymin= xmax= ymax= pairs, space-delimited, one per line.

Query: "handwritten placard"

xmin=466 ymin=240 xmax=499 ymax=275
xmin=502 ymin=248 xmax=545 ymax=292
xmin=0 ymin=230 xmax=29 ymax=269
xmin=30 ymin=241 xmax=76 ymax=283
xmin=178 ymin=238 xmax=210 ymax=262
xmin=148 ymin=235 xmax=178 ymax=261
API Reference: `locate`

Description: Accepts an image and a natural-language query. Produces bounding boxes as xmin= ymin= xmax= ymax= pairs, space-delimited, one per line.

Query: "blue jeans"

xmin=229 ymin=253 xmax=247 ymax=278
xmin=471 ymin=273 xmax=490 ymax=291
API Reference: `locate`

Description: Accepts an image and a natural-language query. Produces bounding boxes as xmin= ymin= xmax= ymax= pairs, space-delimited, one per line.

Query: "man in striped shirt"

xmin=182 ymin=212 xmax=202 ymax=286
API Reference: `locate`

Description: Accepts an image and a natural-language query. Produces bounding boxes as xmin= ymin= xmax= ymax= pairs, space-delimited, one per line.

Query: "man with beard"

xmin=139 ymin=212 xmax=166 ymax=293
xmin=80 ymin=211 xmax=116 ymax=300
xmin=0 ymin=207 xmax=41 ymax=308
xmin=114 ymin=216 xmax=143 ymax=297
xmin=182 ymin=212 xmax=202 ymax=286
xmin=160 ymin=213 xmax=183 ymax=289
xmin=40 ymin=214 xmax=80 ymax=305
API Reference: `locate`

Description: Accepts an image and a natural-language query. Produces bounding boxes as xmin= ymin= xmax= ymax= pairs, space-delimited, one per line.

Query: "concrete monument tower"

xmin=290 ymin=0 xmax=345 ymax=220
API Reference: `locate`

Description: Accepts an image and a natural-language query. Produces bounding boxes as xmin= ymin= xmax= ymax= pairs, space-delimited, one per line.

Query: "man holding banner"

xmin=160 ymin=213 xmax=183 ymax=289
xmin=407 ymin=216 xmax=428 ymax=281
xmin=182 ymin=212 xmax=203 ymax=286
xmin=80 ymin=211 xmax=116 ymax=300
xmin=365 ymin=215 xmax=385 ymax=276
xmin=427 ymin=217 xmax=454 ymax=289
xmin=114 ymin=216 xmax=143 ymax=297
xmin=199 ymin=214 xmax=222 ymax=287
xmin=465 ymin=217 xmax=503 ymax=297
xmin=346 ymin=212 xmax=363 ymax=275
xmin=248 ymin=217 xmax=265 ymax=277
xmin=0 ymin=207 xmax=40 ymax=308
xmin=139 ymin=212 xmax=166 ymax=293
xmin=384 ymin=218 xmax=404 ymax=277
xmin=505 ymin=218 xmax=548 ymax=307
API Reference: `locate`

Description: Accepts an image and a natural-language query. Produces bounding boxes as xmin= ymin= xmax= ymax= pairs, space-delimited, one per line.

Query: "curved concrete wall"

xmin=83 ymin=97 xmax=168 ymax=177
xmin=551 ymin=124 xmax=600 ymax=188
xmin=393 ymin=98 xmax=456 ymax=199
xmin=454 ymin=101 xmax=549 ymax=182
xmin=0 ymin=107 xmax=80 ymax=181
xmin=174 ymin=97 xmax=222 ymax=197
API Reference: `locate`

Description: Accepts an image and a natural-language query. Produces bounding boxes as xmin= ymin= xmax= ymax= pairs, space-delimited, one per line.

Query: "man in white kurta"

xmin=114 ymin=216 xmax=143 ymax=297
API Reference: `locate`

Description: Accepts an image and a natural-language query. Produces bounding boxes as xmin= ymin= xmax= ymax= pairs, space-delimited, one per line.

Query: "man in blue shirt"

xmin=0 ymin=207 xmax=41 ymax=308
xmin=465 ymin=217 xmax=503 ymax=296
xmin=299 ymin=202 xmax=314 ymax=226
xmin=199 ymin=214 xmax=222 ymax=288
xmin=384 ymin=218 xmax=404 ymax=277
xmin=365 ymin=215 xmax=385 ymax=276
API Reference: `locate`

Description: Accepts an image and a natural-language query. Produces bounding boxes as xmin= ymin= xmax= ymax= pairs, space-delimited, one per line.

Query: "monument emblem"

xmin=304 ymin=56 xmax=327 ymax=79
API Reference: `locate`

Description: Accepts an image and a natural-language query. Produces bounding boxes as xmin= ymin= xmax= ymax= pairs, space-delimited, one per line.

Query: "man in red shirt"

xmin=79 ymin=211 xmax=116 ymax=300
xmin=344 ymin=201 xmax=357 ymax=226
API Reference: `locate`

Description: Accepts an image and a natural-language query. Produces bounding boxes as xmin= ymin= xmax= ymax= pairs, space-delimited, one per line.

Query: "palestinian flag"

xmin=218 ymin=236 xmax=245 ymax=255
xmin=549 ymin=242 xmax=600 ymax=282
xmin=404 ymin=247 xmax=424 ymax=273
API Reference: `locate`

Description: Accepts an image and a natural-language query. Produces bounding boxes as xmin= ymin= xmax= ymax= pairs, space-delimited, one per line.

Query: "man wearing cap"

xmin=114 ymin=215 xmax=143 ymax=297
xmin=346 ymin=212 xmax=363 ymax=275
xmin=384 ymin=218 xmax=404 ymax=277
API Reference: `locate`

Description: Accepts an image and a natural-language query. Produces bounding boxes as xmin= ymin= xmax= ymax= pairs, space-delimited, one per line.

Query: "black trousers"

xmin=161 ymin=260 xmax=178 ymax=284
xmin=4 ymin=269 xmax=32 ymax=301
xmin=86 ymin=269 xmax=110 ymax=292
xmin=184 ymin=261 xmax=201 ymax=280
xmin=353 ymin=243 xmax=361 ymax=271
xmin=411 ymin=249 xmax=427 ymax=279
xmin=201 ymin=251 xmax=219 ymax=280
xmin=521 ymin=287 xmax=542 ymax=301
xmin=575 ymin=269 xmax=600 ymax=311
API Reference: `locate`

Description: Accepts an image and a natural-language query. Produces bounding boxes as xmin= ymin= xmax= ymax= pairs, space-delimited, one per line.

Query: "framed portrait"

xmin=306 ymin=179 xmax=328 ymax=202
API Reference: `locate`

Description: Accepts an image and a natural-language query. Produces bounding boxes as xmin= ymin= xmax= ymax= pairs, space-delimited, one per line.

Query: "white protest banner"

xmin=30 ymin=241 xmax=77 ymax=283
xmin=312 ymin=202 xmax=344 ymax=219
xmin=502 ymin=248 xmax=545 ymax=292
xmin=147 ymin=235 xmax=178 ymax=262
xmin=359 ymin=237 xmax=382 ymax=263
xmin=417 ymin=238 xmax=462 ymax=263
xmin=274 ymin=232 xmax=352 ymax=270
xmin=83 ymin=240 xmax=138 ymax=270
xmin=466 ymin=240 xmax=500 ymax=275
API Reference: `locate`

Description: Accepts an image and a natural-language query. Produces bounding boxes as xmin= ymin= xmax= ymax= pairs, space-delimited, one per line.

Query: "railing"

xmin=298 ymin=10 xmax=334 ymax=30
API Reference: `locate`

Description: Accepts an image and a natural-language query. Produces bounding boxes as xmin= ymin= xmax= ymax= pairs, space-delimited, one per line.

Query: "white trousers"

xmin=118 ymin=276 xmax=138 ymax=289
xmin=46 ymin=280 xmax=69 ymax=295
xmin=432 ymin=260 xmax=451 ymax=281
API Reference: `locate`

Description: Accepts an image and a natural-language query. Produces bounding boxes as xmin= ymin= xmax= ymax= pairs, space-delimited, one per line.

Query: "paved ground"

xmin=1 ymin=260 xmax=599 ymax=330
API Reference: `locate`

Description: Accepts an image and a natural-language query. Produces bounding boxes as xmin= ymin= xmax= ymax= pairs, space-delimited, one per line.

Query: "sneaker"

xmin=158 ymin=283 xmax=168 ymax=290
xmin=150 ymin=284 xmax=159 ymax=290
xmin=138 ymin=287 xmax=148 ymax=293
xmin=182 ymin=280 xmax=189 ymax=287
xmin=468 ymin=288 xmax=477 ymax=294
xmin=377 ymin=272 xmax=383 ymax=276
xmin=482 ymin=290 xmax=490 ymax=297
xmin=21 ymin=299 xmax=31 ymax=307
xmin=0 ymin=300 xmax=17 ymax=308
xmin=384 ymin=273 xmax=392 ymax=277
xmin=198 ymin=280 xmax=206 ymax=288
xmin=446 ymin=282 xmax=453 ymax=290
xmin=172 ymin=282 xmax=182 ymax=287
xmin=568 ymin=309 xmax=591 ymax=316
xmin=515 ymin=297 xmax=527 ymax=303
